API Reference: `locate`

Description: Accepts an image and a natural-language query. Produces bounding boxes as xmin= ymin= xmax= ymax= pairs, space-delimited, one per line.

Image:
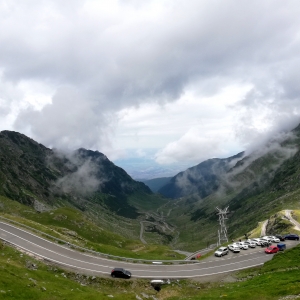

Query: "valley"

xmin=1 ymin=129 xmax=300 ymax=299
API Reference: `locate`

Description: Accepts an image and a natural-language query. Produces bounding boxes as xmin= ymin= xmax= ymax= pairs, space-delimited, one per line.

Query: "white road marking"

xmin=0 ymin=221 xmax=290 ymax=279
xmin=0 ymin=226 xmax=269 ymax=277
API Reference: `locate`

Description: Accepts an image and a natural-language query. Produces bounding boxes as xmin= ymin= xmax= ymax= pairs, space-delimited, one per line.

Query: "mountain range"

xmin=152 ymin=123 xmax=300 ymax=249
xmin=1 ymin=125 xmax=300 ymax=250
xmin=155 ymin=151 xmax=245 ymax=199
xmin=0 ymin=130 xmax=153 ymax=217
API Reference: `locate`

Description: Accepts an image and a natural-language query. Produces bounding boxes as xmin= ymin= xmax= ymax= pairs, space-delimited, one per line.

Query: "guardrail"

xmin=184 ymin=244 xmax=217 ymax=260
xmin=0 ymin=215 xmax=200 ymax=265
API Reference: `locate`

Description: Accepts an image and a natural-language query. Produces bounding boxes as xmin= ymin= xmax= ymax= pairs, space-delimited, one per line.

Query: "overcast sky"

xmin=1 ymin=0 xmax=300 ymax=173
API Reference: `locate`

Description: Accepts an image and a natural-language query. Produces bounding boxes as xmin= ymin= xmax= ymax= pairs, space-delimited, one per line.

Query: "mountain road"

xmin=285 ymin=210 xmax=300 ymax=231
xmin=1 ymin=222 xmax=299 ymax=279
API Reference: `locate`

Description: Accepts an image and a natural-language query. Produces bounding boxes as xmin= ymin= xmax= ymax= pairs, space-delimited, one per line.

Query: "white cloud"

xmin=0 ymin=0 xmax=299 ymax=172
xmin=115 ymin=84 xmax=250 ymax=164
xmin=14 ymin=86 xmax=116 ymax=151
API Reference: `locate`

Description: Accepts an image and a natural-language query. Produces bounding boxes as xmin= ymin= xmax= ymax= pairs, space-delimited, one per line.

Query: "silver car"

xmin=228 ymin=244 xmax=241 ymax=253
xmin=237 ymin=242 xmax=248 ymax=250
xmin=214 ymin=247 xmax=229 ymax=257
xmin=244 ymin=240 xmax=256 ymax=248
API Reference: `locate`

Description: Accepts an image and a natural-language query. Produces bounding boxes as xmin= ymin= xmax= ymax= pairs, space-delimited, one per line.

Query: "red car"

xmin=265 ymin=245 xmax=279 ymax=254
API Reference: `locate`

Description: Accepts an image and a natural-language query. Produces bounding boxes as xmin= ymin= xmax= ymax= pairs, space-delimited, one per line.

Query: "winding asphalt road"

xmin=261 ymin=220 xmax=268 ymax=236
xmin=285 ymin=210 xmax=300 ymax=231
xmin=1 ymin=222 xmax=298 ymax=279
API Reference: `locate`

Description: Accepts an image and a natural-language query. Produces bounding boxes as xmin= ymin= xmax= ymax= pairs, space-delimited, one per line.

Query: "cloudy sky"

xmin=1 ymin=0 xmax=300 ymax=178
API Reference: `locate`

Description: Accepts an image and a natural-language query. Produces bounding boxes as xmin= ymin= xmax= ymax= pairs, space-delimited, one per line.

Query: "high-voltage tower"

xmin=216 ymin=206 xmax=229 ymax=245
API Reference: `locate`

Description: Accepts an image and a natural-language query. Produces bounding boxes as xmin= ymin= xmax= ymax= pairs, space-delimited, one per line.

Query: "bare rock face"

xmin=26 ymin=260 xmax=38 ymax=270
xmin=34 ymin=199 xmax=51 ymax=213
xmin=62 ymin=229 xmax=78 ymax=237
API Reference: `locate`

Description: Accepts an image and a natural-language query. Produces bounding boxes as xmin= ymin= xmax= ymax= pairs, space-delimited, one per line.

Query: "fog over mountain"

xmin=156 ymin=124 xmax=300 ymax=199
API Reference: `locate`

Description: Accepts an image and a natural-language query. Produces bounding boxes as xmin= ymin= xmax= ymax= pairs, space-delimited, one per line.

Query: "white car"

xmin=259 ymin=238 xmax=272 ymax=246
xmin=249 ymin=241 xmax=256 ymax=248
xmin=231 ymin=244 xmax=241 ymax=253
xmin=244 ymin=240 xmax=256 ymax=248
xmin=261 ymin=236 xmax=273 ymax=243
xmin=228 ymin=244 xmax=235 ymax=251
xmin=214 ymin=247 xmax=229 ymax=257
xmin=251 ymin=238 xmax=262 ymax=246
xmin=269 ymin=236 xmax=280 ymax=243
xmin=237 ymin=242 xmax=248 ymax=250
xmin=228 ymin=244 xmax=241 ymax=253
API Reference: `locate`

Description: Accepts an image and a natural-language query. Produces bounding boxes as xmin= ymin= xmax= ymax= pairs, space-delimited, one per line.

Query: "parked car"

xmin=228 ymin=244 xmax=234 ymax=251
xmin=265 ymin=245 xmax=279 ymax=254
xmin=260 ymin=239 xmax=272 ymax=247
xmin=261 ymin=236 xmax=273 ymax=243
xmin=263 ymin=236 xmax=280 ymax=243
xmin=284 ymin=234 xmax=299 ymax=241
xmin=277 ymin=243 xmax=286 ymax=251
xmin=228 ymin=244 xmax=240 ymax=253
xmin=275 ymin=235 xmax=285 ymax=241
xmin=251 ymin=238 xmax=262 ymax=246
xmin=215 ymin=247 xmax=229 ymax=257
xmin=248 ymin=241 xmax=257 ymax=248
xmin=237 ymin=242 xmax=248 ymax=250
xmin=111 ymin=268 xmax=132 ymax=279
xmin=244 ymin=240 xmax=256 ymax=248
xmin=270 ymin=236 xmax=280 ymax=243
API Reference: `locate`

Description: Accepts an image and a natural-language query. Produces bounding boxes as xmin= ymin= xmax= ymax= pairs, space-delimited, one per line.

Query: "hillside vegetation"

xmin=0 ymin=196 xmax=184 ymax=261
xmin=0 ymin=130 xmax=177 ymax=247
xmin=1 ymin=128 xmax=300 ymax=298
xmin=0 ymin=238 xmax=299 ymax=299
xmin=1 ymin=126 xmax=300 ymax=251
xmin=156 ymin=124 xmax=300 ymax=250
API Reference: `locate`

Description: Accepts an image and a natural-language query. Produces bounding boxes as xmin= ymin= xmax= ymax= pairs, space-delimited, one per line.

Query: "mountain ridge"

xmin=0 ymin=130 xmax=152 ymax=219
xmin=1 ymin=126 xmax=300 ymax=250
xmin=157 ymin=151 xmax=245 ymax=199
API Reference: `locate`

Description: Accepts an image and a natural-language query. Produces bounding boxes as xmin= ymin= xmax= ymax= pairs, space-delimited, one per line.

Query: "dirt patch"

xmin=132 ymin=246 xmax=145 ymax=252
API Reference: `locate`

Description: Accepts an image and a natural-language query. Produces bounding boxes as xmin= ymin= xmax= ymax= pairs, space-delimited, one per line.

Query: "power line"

xmin=216 ymin=206 xmax=229 ymax=245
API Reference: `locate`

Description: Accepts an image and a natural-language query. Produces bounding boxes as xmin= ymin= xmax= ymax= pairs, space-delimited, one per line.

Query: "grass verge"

xmin=0 ymin=241 xmax=299 ymax=299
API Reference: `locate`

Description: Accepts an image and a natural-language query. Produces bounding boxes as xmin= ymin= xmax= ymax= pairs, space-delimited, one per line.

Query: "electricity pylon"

xmin=216 ymin=206 xmax=229 ymax=245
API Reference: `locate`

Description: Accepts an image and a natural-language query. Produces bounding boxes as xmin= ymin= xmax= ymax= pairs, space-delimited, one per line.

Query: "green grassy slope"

xmin=161 ymin=186 xmax=300 ymax=251
xmin=163 ymin=144 xmax=300 ymax=250
xmin=2 ymin=129 xmax=300 ymax=256
xmin=0 ymin=239 xmax=299 ymax=299
xmin=0 ymin=240 xmax=151 ymax=300
xmin=0 ymin=196 xmax=184 ymax=260
xmin=0 ymin=130 xmax=178 ymax=247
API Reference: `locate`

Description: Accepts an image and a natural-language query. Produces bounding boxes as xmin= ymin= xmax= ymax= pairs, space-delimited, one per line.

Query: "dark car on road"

xmin=111 ymin=268 xmax=132 ymax=279
xmin=284 ymin=234 xmax=299 ymax=241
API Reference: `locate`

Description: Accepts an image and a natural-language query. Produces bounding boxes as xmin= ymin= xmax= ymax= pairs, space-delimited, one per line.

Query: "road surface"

xmin=1 ymin=222 xmax=298 ymax=279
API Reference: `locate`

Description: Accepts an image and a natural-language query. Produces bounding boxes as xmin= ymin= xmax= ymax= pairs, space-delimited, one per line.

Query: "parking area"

xmin=211 ymin=239 xmax=299 ymax=260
